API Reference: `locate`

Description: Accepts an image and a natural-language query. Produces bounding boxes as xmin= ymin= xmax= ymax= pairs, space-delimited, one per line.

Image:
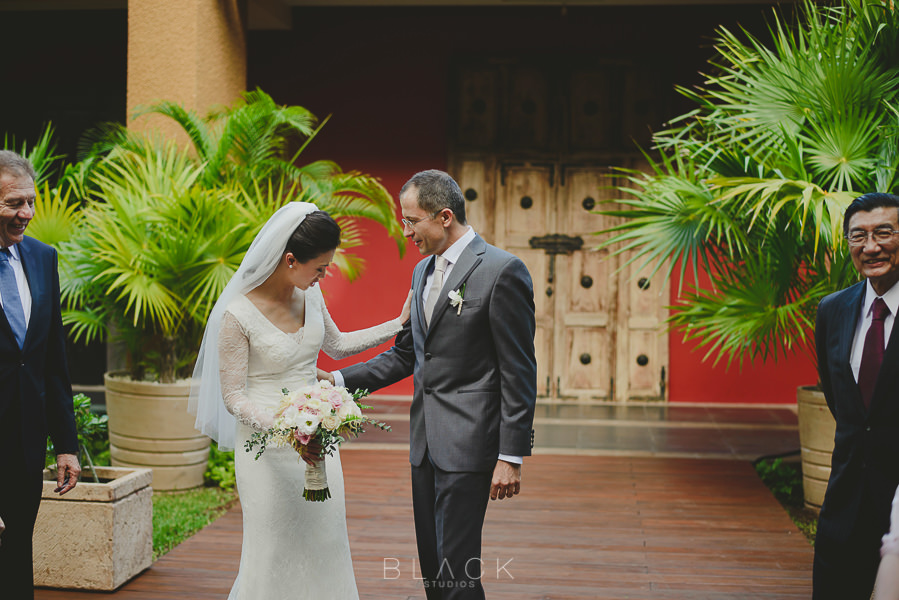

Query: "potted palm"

xmin=599 ymin=0 xmax=899 ymax=508
xmin=32 ymin=91 xmax=405 ymax=490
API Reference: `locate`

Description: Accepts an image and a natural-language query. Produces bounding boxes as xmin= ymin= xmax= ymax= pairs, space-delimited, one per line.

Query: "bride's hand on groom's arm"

xmin=399 ymin=289 xmax=413 ymax=324
xmin=317 ymin=369 xmax=335 ymax=385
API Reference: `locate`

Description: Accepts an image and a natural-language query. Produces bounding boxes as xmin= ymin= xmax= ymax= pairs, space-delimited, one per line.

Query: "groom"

xmin=335 ymin=169 xmax=537 ymax=599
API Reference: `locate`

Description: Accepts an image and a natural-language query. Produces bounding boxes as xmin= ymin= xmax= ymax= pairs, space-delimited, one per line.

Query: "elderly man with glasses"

xmin=813 ymin=192 xmax=899 ymax=599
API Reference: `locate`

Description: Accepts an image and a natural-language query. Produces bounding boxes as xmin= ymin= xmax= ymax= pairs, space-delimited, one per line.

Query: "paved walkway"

xmin=356 ymin=399 xmax=801 ymax=460
xmin=35 ymin=403 xmax=812 ymax=600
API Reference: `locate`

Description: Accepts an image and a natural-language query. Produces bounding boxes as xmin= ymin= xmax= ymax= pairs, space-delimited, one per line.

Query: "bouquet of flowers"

xmin=244 ymin=380 xmax=390 ymax=501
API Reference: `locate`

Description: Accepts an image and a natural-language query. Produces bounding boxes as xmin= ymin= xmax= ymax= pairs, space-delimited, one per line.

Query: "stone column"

xmin=126 ymin=0 xmax=247 ymax=138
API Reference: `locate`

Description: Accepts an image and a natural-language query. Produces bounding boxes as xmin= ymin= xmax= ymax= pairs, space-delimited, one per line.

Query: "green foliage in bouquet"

xmin=599 ymin=0 xmax=899 ymax=368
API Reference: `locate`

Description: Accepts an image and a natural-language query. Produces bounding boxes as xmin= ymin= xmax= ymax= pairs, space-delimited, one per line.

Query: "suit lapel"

xmin=414 ymin=257 xmax=432 ymax=332
xmin=17 ymin=238 xmax=43 ymax=350
xmin=835 ymin=283 xmax=864 ymax=371
xmin=0 ymin=292 xmax=15 ymax=346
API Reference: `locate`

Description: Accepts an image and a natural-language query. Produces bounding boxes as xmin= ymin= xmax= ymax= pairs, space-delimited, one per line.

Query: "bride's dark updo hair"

xmin=285 ymin=210 xmax=341 ymax=263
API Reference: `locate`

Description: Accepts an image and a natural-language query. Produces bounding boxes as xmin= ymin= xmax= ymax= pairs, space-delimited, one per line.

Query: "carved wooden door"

xmin=453 ymin=158 xmax=668 ymax=402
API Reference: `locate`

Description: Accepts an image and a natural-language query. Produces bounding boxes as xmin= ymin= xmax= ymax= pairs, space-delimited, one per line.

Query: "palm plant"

xmin=39 ymin=139 xmax=271 ymax=382
xmin=601 ymin=0 xmax=899 ymax=368
xmin=3 ymin=123 xmax=66 ymax=185
xmin=25 ymin=91 xmax=409 ymax=382
xmin=132 ymin=89 xmax=406 ymax=277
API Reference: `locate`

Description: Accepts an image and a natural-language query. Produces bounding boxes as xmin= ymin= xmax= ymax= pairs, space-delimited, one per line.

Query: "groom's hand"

xmin=490 ymin=460 xmax=521 ymax=501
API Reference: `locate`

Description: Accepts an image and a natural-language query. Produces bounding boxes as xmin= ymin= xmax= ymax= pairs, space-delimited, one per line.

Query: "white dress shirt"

xmin=0 ymin=243 xmax=33 ymax=327
xmin=849 ymin=279 xmax=899 ymax=382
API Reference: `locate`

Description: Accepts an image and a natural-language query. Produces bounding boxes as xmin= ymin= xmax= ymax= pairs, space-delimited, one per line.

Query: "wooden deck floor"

xmin=35 ymin=450 xmax=812 ymax=600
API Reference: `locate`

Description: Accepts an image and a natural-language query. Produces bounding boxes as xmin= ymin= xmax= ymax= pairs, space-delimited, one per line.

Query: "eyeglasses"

xmin=401 ymin=210 xmax=443 ymax=230
xmin=845 ymin=228 xmax=899 ymax=247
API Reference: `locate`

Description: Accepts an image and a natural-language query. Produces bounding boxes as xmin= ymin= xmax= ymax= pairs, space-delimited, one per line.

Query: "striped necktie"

xmin=424 ymin=255 xmax=448 ymax=327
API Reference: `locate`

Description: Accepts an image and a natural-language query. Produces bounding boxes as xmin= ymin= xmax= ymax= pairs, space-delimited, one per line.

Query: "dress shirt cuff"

xmin=498 ymin=454 xmax=522 ymax=465
xmin=332 ymin=370 xmax=346 ymax=388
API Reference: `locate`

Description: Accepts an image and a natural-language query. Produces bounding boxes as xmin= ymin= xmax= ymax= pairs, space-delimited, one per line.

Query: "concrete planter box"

xmin=33 ymin=466 xmax=153 ymax=591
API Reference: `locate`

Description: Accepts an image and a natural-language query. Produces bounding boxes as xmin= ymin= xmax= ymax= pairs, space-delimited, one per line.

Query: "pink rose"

xmin=294 ymin=431 xmax=312 ymax=445
xmin=327 ymin=390 xmax=343 ymax=409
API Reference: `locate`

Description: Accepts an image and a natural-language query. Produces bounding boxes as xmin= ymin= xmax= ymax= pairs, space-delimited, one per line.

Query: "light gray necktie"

xmin=424 ymin=255 xmax=448 ymax=327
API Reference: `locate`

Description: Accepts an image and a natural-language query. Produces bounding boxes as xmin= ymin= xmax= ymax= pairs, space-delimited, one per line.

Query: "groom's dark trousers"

xmin=412 ymin=451 xmax=492 ymax=599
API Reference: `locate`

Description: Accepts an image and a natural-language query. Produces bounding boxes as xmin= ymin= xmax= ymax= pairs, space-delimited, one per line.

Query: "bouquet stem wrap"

xmin=303 ymin=459 xmax=330 ymax=502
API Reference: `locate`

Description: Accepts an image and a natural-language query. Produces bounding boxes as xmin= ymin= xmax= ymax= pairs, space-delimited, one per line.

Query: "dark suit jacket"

xmin=342 ymin=234 xmax=537 ymax=472
xmin=0 ymin=236 xmax=77 ymax=478
xmin=816 ymin=280 xmax=899 ymax=542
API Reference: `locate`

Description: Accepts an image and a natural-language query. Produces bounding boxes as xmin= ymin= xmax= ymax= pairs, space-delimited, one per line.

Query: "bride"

xmin=189 ymin=202 xmax=410 ymax=599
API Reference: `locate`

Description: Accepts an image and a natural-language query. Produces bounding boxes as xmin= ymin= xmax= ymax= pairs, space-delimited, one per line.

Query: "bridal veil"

xmin=188 ymin=201 xmax=319 ymax=450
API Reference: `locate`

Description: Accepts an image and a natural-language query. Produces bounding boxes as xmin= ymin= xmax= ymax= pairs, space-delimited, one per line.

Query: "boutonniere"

xmin=447 ymin=283 xmax=466 ymax=315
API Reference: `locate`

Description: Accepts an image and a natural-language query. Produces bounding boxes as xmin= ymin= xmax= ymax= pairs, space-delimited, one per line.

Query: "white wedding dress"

xmin=217 ymin=286 xmax=401 ymax=600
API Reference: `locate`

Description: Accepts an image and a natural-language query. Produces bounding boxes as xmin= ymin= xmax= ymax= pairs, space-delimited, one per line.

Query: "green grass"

xmin=755 ymin=457 xmax=818 ymax=544
xmin=152 ymin=487 xmax=237 ymax=559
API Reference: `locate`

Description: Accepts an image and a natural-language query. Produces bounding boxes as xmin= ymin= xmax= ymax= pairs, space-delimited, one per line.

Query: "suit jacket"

xmin=816 ymin=280 xmax=899 ymax=542
xmin=0 ymin=236 xmax=77 ymax=478
xmin=343 ymin=234 xmax=537 ymax=472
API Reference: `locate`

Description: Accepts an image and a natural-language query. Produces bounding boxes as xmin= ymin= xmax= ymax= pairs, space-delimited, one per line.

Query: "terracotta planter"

xmin=33 ymin=466 xmax=152 ymax=590
xmin=797 ymin=385 xmax=836 ymax=509
xmin=105 ymin=372 xmax=210 ymax=491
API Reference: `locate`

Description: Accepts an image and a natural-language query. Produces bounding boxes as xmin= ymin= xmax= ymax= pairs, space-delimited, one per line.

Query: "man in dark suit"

xmin=0 ymin=150 xmax=80 ymax=600
xmin=333 ymin=170 xmax=537 ymax=599
xmin=814 ymin=192 xmax=899 ymax=599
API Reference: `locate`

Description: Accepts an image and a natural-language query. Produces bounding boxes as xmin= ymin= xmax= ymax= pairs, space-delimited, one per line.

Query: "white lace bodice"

xmin=218 ymin=286 xmax=402 ymax=432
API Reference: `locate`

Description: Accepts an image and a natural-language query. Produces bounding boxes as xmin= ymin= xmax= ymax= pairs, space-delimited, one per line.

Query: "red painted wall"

xmin=665 ymin=261 xmax=820 ymax=404
xmin=248 ymin=5 xmax=815 ymax=403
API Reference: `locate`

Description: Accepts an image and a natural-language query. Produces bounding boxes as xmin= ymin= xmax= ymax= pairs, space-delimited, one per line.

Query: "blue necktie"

xmin=0 ymin=248 xmax=27 ymax=348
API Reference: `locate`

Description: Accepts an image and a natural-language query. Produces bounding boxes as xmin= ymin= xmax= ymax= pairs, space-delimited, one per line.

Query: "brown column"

xmin=127 ymin=0 xmax=246 ymax=138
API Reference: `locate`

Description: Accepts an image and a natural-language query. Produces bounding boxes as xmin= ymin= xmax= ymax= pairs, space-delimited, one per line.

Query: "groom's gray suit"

xmin=342 ymin=232 xmax=537 ymax=598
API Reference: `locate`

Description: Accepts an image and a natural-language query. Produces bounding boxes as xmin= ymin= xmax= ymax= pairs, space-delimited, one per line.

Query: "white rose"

xmin=337 ymin=401 xmax=362 ymax=420
xmin=278 ymin=405 xmax=301 ymax=428
xmin=296 ymin=411 xmax=322 ymax=435
xmin=321 ymin=414 xmax=342 ymax=431
xmin=304 ymin=397 xmax=324 ymax=413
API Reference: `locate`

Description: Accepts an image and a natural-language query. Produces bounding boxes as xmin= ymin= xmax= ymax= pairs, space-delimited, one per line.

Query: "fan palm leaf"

xmin=599 ymin=0 xmax=899 ymax=368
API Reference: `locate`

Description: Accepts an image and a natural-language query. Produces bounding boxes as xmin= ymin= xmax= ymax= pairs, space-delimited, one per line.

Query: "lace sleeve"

xmin=320 ymin=296 xmax=403 ymax=360
xmin=219 ymin=311 xmax=276 ymax=431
